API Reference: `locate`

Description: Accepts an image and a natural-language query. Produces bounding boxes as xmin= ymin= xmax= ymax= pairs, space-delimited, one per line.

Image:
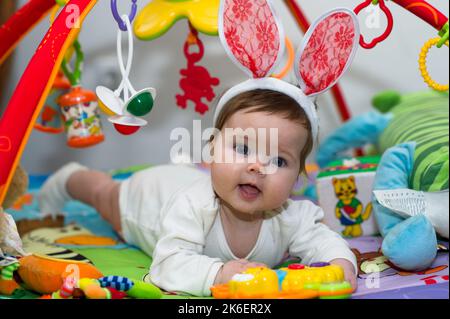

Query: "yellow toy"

xmin=419 ymin=37 xmax=449 ymax=92
xmin=134 ymin=0 xmax=219 ymax=40
xmin=211 ymin=263 xmax=353 ymax=299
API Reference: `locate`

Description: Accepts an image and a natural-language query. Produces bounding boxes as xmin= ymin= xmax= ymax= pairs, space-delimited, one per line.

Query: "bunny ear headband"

xmin=214 ymin=0 xmax=361 ymax=141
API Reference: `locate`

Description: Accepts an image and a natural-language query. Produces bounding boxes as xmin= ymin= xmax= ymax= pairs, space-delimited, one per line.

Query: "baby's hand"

xmin=330 ymin=258 xmax=358 ymax=292
xmin=214 ymin=259 xmax=267 ymax=285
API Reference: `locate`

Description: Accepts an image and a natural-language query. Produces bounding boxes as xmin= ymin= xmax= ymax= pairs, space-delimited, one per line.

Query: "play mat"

xmin=1 ymin=165 xmax=448 ymax=300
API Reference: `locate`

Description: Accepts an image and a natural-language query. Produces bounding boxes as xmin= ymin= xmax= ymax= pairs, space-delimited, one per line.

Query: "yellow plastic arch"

xmin=134 ymin=0 xmax=219 ymax=41
xmin=419 ymin=37 xmax=449 ymax=92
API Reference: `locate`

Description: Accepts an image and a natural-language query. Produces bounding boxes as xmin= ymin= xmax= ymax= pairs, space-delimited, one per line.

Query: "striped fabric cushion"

xmin=379 ymin=91 xmax=449 ymax=192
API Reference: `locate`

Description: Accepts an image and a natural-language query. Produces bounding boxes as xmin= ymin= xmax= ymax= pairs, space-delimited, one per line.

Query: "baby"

xmin=39 ymin=89 xmax=357 ymax=296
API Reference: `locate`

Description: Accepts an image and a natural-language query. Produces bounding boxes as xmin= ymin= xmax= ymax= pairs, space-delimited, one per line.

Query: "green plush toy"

xmin=317 ymin=90 xmax=449 ymax=270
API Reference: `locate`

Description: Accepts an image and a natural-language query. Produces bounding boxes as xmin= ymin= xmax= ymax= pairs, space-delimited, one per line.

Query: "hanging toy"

xmin=34 ymin=71 xmax=70 ymax=134
xmin=58 ymin=86 xmax=105 ymax=148
xmin=176 ymin=23 xmax=220 ymax=115
xmin=34 ymin=0 xmax=74 ymax=135
xmin=97 ymin=1 xmax=156 ymax=135
xmin=419 ymin=35 xmax=449 ymax=92
xmin=354 ymin=0 xmax=394 ymax=49
xmin=58 ymin=40 xmax=105 ymax=148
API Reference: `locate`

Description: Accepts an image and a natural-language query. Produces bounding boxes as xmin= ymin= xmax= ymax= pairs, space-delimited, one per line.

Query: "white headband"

xmin=213 ymin=78 xmax=319 ymax=141
xmin=215 ymin=1 xmax=360 ymax=143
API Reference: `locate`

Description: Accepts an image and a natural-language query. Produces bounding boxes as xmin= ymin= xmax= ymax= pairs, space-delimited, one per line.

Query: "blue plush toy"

xmin=317 ymin=90 xmax=449 ymax=271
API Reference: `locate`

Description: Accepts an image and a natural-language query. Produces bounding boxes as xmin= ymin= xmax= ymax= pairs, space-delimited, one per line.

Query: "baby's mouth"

xmin=238 ymin=184 xmax=261 ymax=201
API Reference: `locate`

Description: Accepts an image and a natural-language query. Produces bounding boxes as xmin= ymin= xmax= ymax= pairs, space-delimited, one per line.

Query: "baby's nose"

xmin=247 ymin=161 xmax=265 ymax=175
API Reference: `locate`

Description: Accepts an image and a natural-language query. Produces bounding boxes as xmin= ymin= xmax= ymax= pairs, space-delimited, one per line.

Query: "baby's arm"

xmin=149 ymin=194 xmax=224 ymax=296
xmin=288 ymin=201 xmax=358 ymax=290
xmin=329 ymin=258 xmax=357 ymax=291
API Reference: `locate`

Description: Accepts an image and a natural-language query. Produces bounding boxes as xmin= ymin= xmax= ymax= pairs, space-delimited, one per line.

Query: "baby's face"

xmin=211 ymin=110 xmax=309 ymax=217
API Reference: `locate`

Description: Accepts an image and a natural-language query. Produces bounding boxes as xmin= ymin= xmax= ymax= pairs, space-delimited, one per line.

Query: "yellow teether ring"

xmin=419 ymin=38 xmax=449 ymax=92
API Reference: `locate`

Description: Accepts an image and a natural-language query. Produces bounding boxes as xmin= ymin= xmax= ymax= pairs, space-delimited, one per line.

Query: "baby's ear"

xmin=294 ymin=9 xmax=360 ymax=97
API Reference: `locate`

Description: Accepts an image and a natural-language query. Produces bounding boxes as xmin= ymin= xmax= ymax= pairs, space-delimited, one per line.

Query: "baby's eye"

xmin=270 ymin=157 xmax=287 ymax=168
xmin=234 ymin=144 xmax=249 ymax=156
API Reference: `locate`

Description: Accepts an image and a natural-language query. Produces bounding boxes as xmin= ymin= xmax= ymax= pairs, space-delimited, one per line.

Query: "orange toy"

xmin=17 ymin=254 xmax=103 ymax=295
xmin=58 ymin=87 xmax=104 ymax=148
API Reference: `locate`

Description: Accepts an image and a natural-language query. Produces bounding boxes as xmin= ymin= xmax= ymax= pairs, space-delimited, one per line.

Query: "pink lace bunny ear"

xmin=295 ymin=9 xmax=360 ymax=97
xmin=219 ymin=0 xmax=285 ymax=78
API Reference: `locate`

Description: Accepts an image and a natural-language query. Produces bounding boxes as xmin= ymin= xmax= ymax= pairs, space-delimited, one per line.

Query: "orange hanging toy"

xmin=58 ymin=38 xmax=104 ymax=148
xmin=58 ymin=87 xmax=104 ymax=148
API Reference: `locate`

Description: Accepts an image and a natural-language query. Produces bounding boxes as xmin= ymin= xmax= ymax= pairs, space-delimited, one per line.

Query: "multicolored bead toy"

xmin=50 ymin=275 xmax=162 ymax=299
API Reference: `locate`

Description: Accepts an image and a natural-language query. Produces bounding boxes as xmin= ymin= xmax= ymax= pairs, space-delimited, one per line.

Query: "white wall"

xmin=2 ymin=0 xmax=449 ymax=174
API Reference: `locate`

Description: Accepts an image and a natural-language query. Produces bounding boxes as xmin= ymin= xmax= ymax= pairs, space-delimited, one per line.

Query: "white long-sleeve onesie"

xmin=119 ymin=164 xmax=357 ymax=296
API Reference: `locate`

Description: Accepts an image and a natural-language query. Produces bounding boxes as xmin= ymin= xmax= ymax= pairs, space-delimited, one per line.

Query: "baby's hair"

xmin=212 ymin=89 xmax=314 ymax=175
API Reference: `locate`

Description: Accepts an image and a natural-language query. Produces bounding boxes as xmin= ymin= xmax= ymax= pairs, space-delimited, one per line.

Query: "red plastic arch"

xmin=0 ymin=0 xmax=98 ymax=204
xmin=0 ymin=0 xmax=56 ymax=66
xmin=392 ymin=0 xmax=448 ymax=31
